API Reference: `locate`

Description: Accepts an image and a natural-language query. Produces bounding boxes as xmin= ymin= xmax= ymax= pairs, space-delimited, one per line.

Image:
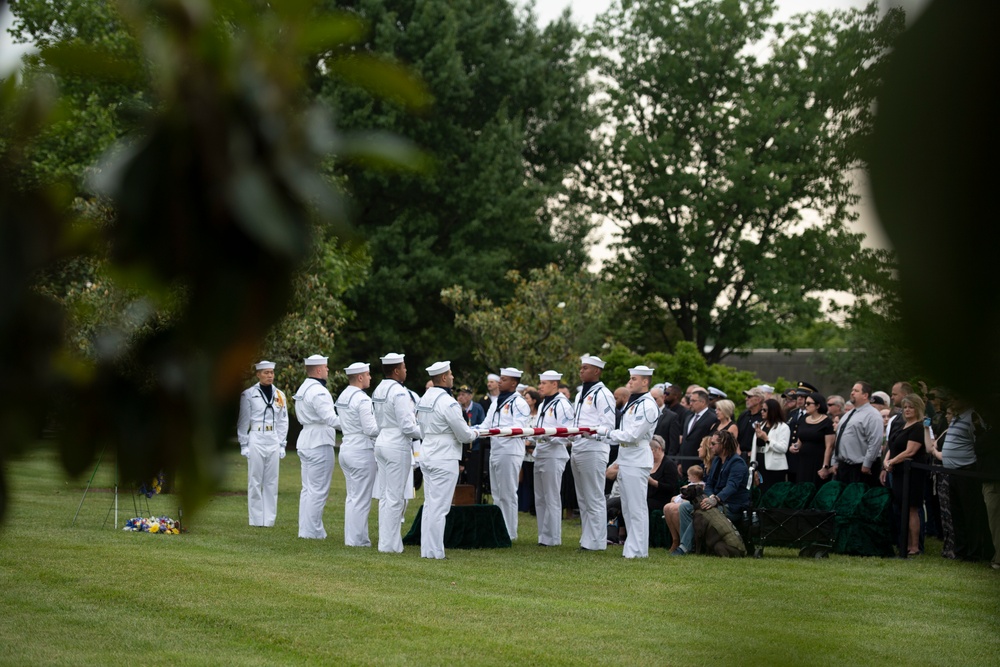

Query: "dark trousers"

xmin=836 ymin=461 xmax=882 ymax=487
xmin=948 ymin=466 xmax=995 ymax=562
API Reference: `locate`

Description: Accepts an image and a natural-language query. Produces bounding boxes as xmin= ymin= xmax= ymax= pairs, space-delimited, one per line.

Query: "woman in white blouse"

xmin=752 ymin=398 xmax=790 ymax=493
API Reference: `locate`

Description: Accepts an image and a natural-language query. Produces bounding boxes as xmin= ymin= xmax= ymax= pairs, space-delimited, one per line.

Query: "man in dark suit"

xmin=678 ymin=389 xmax=718 ymax=473
xmin=654 ymin=403 xmax=682 ymax=457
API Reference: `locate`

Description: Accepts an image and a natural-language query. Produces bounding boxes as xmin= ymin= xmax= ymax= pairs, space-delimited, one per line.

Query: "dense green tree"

xmin=314 ymin=0 xmax=599 ymax=373
xmin=441 ymin=263 xmax=611 ymax=386
xmin=588 ymin=0 xmax=904 ymax=363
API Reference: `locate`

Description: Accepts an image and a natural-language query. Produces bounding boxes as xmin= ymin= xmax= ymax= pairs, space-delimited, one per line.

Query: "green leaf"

xmin=325 ymin=55 xmax=432 ymax=111
xmin=336 ymin=131 xmax=432 ymax=173
xmin=295 ymin=15 xmax=368 ymax=54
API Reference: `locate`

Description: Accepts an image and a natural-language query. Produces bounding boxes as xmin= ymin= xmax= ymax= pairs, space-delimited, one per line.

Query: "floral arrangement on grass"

xmin=123 ymin=516 xmax=180 ymax=534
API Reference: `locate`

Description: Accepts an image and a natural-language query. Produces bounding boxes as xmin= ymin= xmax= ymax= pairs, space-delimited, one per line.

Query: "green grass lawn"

xmin=2 ymin=446 xmax=998 ymax=666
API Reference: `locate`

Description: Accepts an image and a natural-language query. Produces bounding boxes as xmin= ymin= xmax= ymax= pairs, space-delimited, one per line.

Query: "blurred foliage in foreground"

xmin=0 ymin=0 xmax=425 ymax=522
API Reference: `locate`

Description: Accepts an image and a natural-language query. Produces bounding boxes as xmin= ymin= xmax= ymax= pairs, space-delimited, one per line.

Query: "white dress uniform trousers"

xmin=416 ymin=387 xmax=477 ymax=559
xmin=373 ymin=379 xmax=423 ymax=553
xmin=478 ymin=392 xmax=531 ymax=541
xmin=605 ymin=392 xmax=658 ymax=558
xmin=293 ymin=378 xmax=339 ymax=539
xmin=533 ymin=394 xmax=573 ymax=545
xmin=237 ymin=383 xmax=289 ymax=527
xmin=336 ymin=385 xmax=380 ymax=546
xmin=572 ymin=382 xmax=616 ymax=550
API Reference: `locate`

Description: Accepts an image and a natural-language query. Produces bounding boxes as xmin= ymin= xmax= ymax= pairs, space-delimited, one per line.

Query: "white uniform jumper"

xmin=605 ymin=392 xmax=658 ymax=558
xmin=373 ymin=379 xmax=423 ymax=553
xmin=335 ymin=385 xmax=380 ymax=546
xmin=293 ymin=378 xmax=339 ymax=539
xmin=572 ymin=381 xmax=616 ymax=550
xmin=479 ymin=391 xmax=531 ymax=541
xmin=237 ymin=382 xmax=289 ymax=527
xmin=533 ymin=393 xmax=573 ymax=545
xmin=415 ymin=387 xmax=477 ymax=559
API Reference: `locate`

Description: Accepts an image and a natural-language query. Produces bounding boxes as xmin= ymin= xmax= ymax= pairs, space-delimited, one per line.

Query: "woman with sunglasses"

xmin=790 ymin=391 xmax=835 ymax=487
xmin=752 ymin=398 xmax=790 ymax=493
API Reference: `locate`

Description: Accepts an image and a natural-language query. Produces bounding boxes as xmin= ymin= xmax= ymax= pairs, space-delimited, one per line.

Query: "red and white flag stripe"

xmin=478 ymin=427 xmax=599 ymax=437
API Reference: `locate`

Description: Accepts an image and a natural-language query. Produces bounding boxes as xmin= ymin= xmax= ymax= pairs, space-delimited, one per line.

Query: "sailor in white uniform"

xmin=477 ymin=367 xmax=531 ymax=541
xmin=236 ymin=360 xmax=288 ymax=527
xmin=372 ymin=352 xmax=423 ymax=553
xmin=293 ymin=354 xmax=339 ymax=539
xmin=532 ymin=369 xmax=573 ymax=546
xmin=335 ymin=361 xmax=380 ymax=547
xmin=597 ymin=365 xmax=659 ymax=558
xmin=415 ymin=361 xmax=478 ymax=559
xmin=571 ymin=354 xmax=616 ymax=551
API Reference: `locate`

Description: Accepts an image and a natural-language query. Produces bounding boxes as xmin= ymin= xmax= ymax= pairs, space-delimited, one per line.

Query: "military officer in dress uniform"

xmin=336 ymin=362 xmax=380 ymax=547
xmin=236 ymin=360 xmax=289 ymax=527
xmin=372 ymin=352 xmax=423 ymax=553
xmin=596 ymin=365 xmax=659 ymax=558
xmin=572 ymin=354 xmax=617 ymax=551
xmin=476 ymin=367 xmax=531 ymax=541
xmin=532 ymin=369 xmax=574 ymax=546
xmin=415 ymin=361 xmax=478 ymax=559
xmin=293 ymin=354 xmax=339 ymax=539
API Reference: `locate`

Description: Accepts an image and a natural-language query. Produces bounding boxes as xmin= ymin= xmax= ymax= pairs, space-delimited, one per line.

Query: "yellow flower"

xmin=149 ymin=523 xmax=160 ymax=533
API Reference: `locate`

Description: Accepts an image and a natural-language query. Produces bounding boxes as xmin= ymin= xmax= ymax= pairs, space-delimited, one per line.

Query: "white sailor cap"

xmin=304 ymin=354 xmax=328 ymax=366
xmin=627 ymin=365 xmax=654 ymax=376
xmin=426 ymin=360 xmax=451 ymax=376
xmin=344 ymin=362 xmax=370 ymax=375
xmin=652 ymin=383 xmax=666 ymax=391
xmin=487 ymin=373 xmax=500 ymax=382
xmin=500 ymin=367 xmax=523 ymax=378
xmin=516 ymin=383 xmax=528 ymax=392
xmin=707 ymin=386 xmax=727 ymax=398
xmin=255 ymin=360 xmax=276 ymax=371
xmin=539 ymin=370 xmax=563 ymax=381
xmin=760 ymin=384 xmax=775 ymax=394
xmin=380 ymin=352 xmax=405 ymax=364
xmin=580 ymin=355 xmax=606 ymax=369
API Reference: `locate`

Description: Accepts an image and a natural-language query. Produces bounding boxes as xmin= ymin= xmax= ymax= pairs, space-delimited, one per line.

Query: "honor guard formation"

xmin=237 ymin=359 xmax=1000 ymax=566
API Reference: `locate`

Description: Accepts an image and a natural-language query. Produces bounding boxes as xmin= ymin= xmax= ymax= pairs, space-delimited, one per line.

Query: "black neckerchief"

xmin=312 ymin=377 xmax=327 ymax=387
xmin=624 ymin=391 xmax=647 ymax=413
xmin=436 ymin=386 xmax=453 ymax=397
xmin=259 ymin=384 xmax=274 ymax=401
xmin=580 ymin=381 xmax=599 ymax=397
xmin=540 ymin=394 xmax=558 ymax=411
xmin=497 ymin=390 xmax=515 ymax=404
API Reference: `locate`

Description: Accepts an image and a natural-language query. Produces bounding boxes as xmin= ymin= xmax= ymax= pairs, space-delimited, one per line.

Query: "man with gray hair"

xmin=823 ymin=381 xmax=883 ymax=486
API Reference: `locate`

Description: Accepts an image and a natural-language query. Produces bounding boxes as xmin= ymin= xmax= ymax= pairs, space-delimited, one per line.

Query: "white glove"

xmin=595 ymin=426 xmax=610 ymax=437
xmin=240 ymin=446 xmax=249 ymax=458
xmin=278 ymin=447 xmax=286 ymax=460
xmin=471 ymin=429 xmax=480 ymax=440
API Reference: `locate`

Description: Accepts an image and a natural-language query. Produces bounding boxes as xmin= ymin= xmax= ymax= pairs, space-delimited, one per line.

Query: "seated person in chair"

xmin=665 ymin=430 xmax=749 ymax=555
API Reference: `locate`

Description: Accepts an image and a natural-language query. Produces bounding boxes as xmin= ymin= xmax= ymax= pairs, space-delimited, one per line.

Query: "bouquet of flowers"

xmin=138 ymin=472 xmax=166 ymax=498
xmin=123 ymin=516 xmax=181 ymax=534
